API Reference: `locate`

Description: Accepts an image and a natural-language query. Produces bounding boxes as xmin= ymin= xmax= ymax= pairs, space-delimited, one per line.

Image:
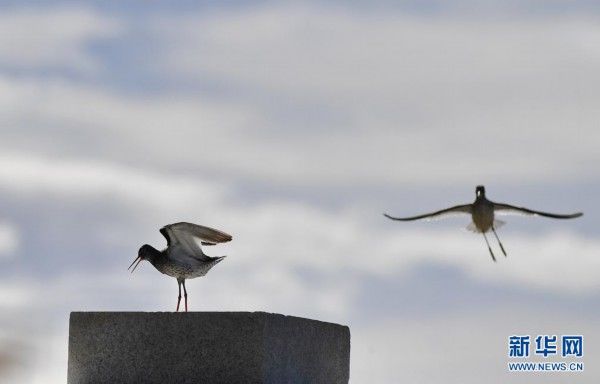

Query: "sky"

xmin=0 ymin=1 xmax=599 ymax=383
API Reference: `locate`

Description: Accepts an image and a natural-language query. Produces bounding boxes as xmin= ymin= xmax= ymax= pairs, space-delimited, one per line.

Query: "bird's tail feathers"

xmin=466 ymin=219 xmax=505 ymax=233
xmin=494 ymin=219 xmax=506 ymax=229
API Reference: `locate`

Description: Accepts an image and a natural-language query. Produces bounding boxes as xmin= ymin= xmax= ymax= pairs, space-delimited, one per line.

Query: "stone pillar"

xmin=68 ymin=312 xmax=350 ymax=383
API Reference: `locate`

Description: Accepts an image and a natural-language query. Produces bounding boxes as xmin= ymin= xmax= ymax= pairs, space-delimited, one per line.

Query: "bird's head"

xmin=128 ymin=244 xmax=158 ymax=273
xmin=475 ymin=185 xmax=486 ymax=198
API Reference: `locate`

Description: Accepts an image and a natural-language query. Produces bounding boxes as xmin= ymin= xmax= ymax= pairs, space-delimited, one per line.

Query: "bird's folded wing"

xmin=384 ymin=204 xmax=472 ymax=221
xmin=493 ymin=203 xmax=583 ymax=219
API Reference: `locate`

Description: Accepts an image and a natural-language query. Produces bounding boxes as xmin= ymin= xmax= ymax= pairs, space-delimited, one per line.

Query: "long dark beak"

xmin=128 ymin=256 xmax=143 ymax=273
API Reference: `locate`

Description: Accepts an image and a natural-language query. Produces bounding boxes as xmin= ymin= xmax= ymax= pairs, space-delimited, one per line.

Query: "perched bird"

xmin=384 ymin=185 xmax=582 ymax=261
xmin=129 ymin=222 xmax=232 ymax=312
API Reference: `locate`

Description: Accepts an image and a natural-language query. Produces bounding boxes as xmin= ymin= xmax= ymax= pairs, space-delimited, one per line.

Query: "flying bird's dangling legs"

xmin=182 ymin=280 xmax=188 ymax=312
xmin=482 ymin=232 xmax=496 ymax=262
xmin=176 ymin=280 xmax=182 ymax=312
xmin=491 ymin=227 xmax=507 ymax=257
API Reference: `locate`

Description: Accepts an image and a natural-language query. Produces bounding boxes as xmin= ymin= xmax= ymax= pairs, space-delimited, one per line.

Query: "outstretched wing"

xmin=160 ymin=222 xmax=232 ymax=260
xmin=493 ymin=203 xmax=583 ymax=219
xmin=384 ymin=204 xmax=472 ymax=221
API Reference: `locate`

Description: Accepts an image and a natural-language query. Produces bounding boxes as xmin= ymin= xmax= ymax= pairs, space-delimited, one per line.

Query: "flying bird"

xmin=384 ymin=185 xmax=582 ymax=261
xmin=129 ymin=222 xmax=232 ymax=312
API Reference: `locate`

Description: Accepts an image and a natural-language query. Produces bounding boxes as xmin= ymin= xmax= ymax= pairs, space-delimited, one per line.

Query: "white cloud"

xmin=0 ymin=6 xmax=598 ymax=188
xmin=161 ymin=6 xmax=600 ymax=101
xmin=0 ymin=7 xmax=120 ymax=72
xmin=0 ymin=153 xmax=225 ymax=211
xmin=0 ymin=75 xmax=264 ymax=180
xmin=152 ymin=5 xmax=600 ymax=185
xmin=0 ymin=222 xmax=19 ymax=259
xmin=351 ymin=309 xmax=600 ymax=383
xmin=2 ymin=4 xmax=600 ymax=187
xmin=0 ymin=284 xmax=28 ymax=309
xmin=0 ymin=151 xmax=593 ymax=293
xmin=0 ymin=70 xmax=597 ymax=189
xmin=224 ymin=203 xmax=599 ymax=293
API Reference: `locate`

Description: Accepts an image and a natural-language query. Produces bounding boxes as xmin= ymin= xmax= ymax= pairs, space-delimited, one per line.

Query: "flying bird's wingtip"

xmin=384 ymin=213 xmax=404 ymax=221
xmin=565 ymin=212 xmax=584 ymax=218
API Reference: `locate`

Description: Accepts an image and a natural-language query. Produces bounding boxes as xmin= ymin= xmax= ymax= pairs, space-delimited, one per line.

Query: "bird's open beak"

xmin=128 ymin=256 xmax=142 ymax=273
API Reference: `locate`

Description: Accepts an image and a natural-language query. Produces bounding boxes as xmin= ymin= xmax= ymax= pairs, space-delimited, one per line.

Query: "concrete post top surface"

xmin=70 ymin=310 xmax=347 ymax=325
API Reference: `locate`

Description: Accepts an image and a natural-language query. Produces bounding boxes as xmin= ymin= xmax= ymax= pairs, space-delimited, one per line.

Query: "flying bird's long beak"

xmin=128 ymin=256 xmax=142 ymax=273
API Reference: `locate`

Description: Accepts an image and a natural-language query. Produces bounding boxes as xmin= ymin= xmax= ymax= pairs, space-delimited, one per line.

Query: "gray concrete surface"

xmin=68 ymin=312 xmax=350 ymax=384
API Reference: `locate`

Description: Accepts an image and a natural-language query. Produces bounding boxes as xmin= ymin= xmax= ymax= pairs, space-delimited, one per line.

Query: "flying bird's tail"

xmin=466 ymin=219 xmax=505 ymax=233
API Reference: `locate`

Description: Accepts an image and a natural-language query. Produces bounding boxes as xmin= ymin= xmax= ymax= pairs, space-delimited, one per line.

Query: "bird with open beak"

xmin=129 ymin=222 xmax=232 ymax=311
